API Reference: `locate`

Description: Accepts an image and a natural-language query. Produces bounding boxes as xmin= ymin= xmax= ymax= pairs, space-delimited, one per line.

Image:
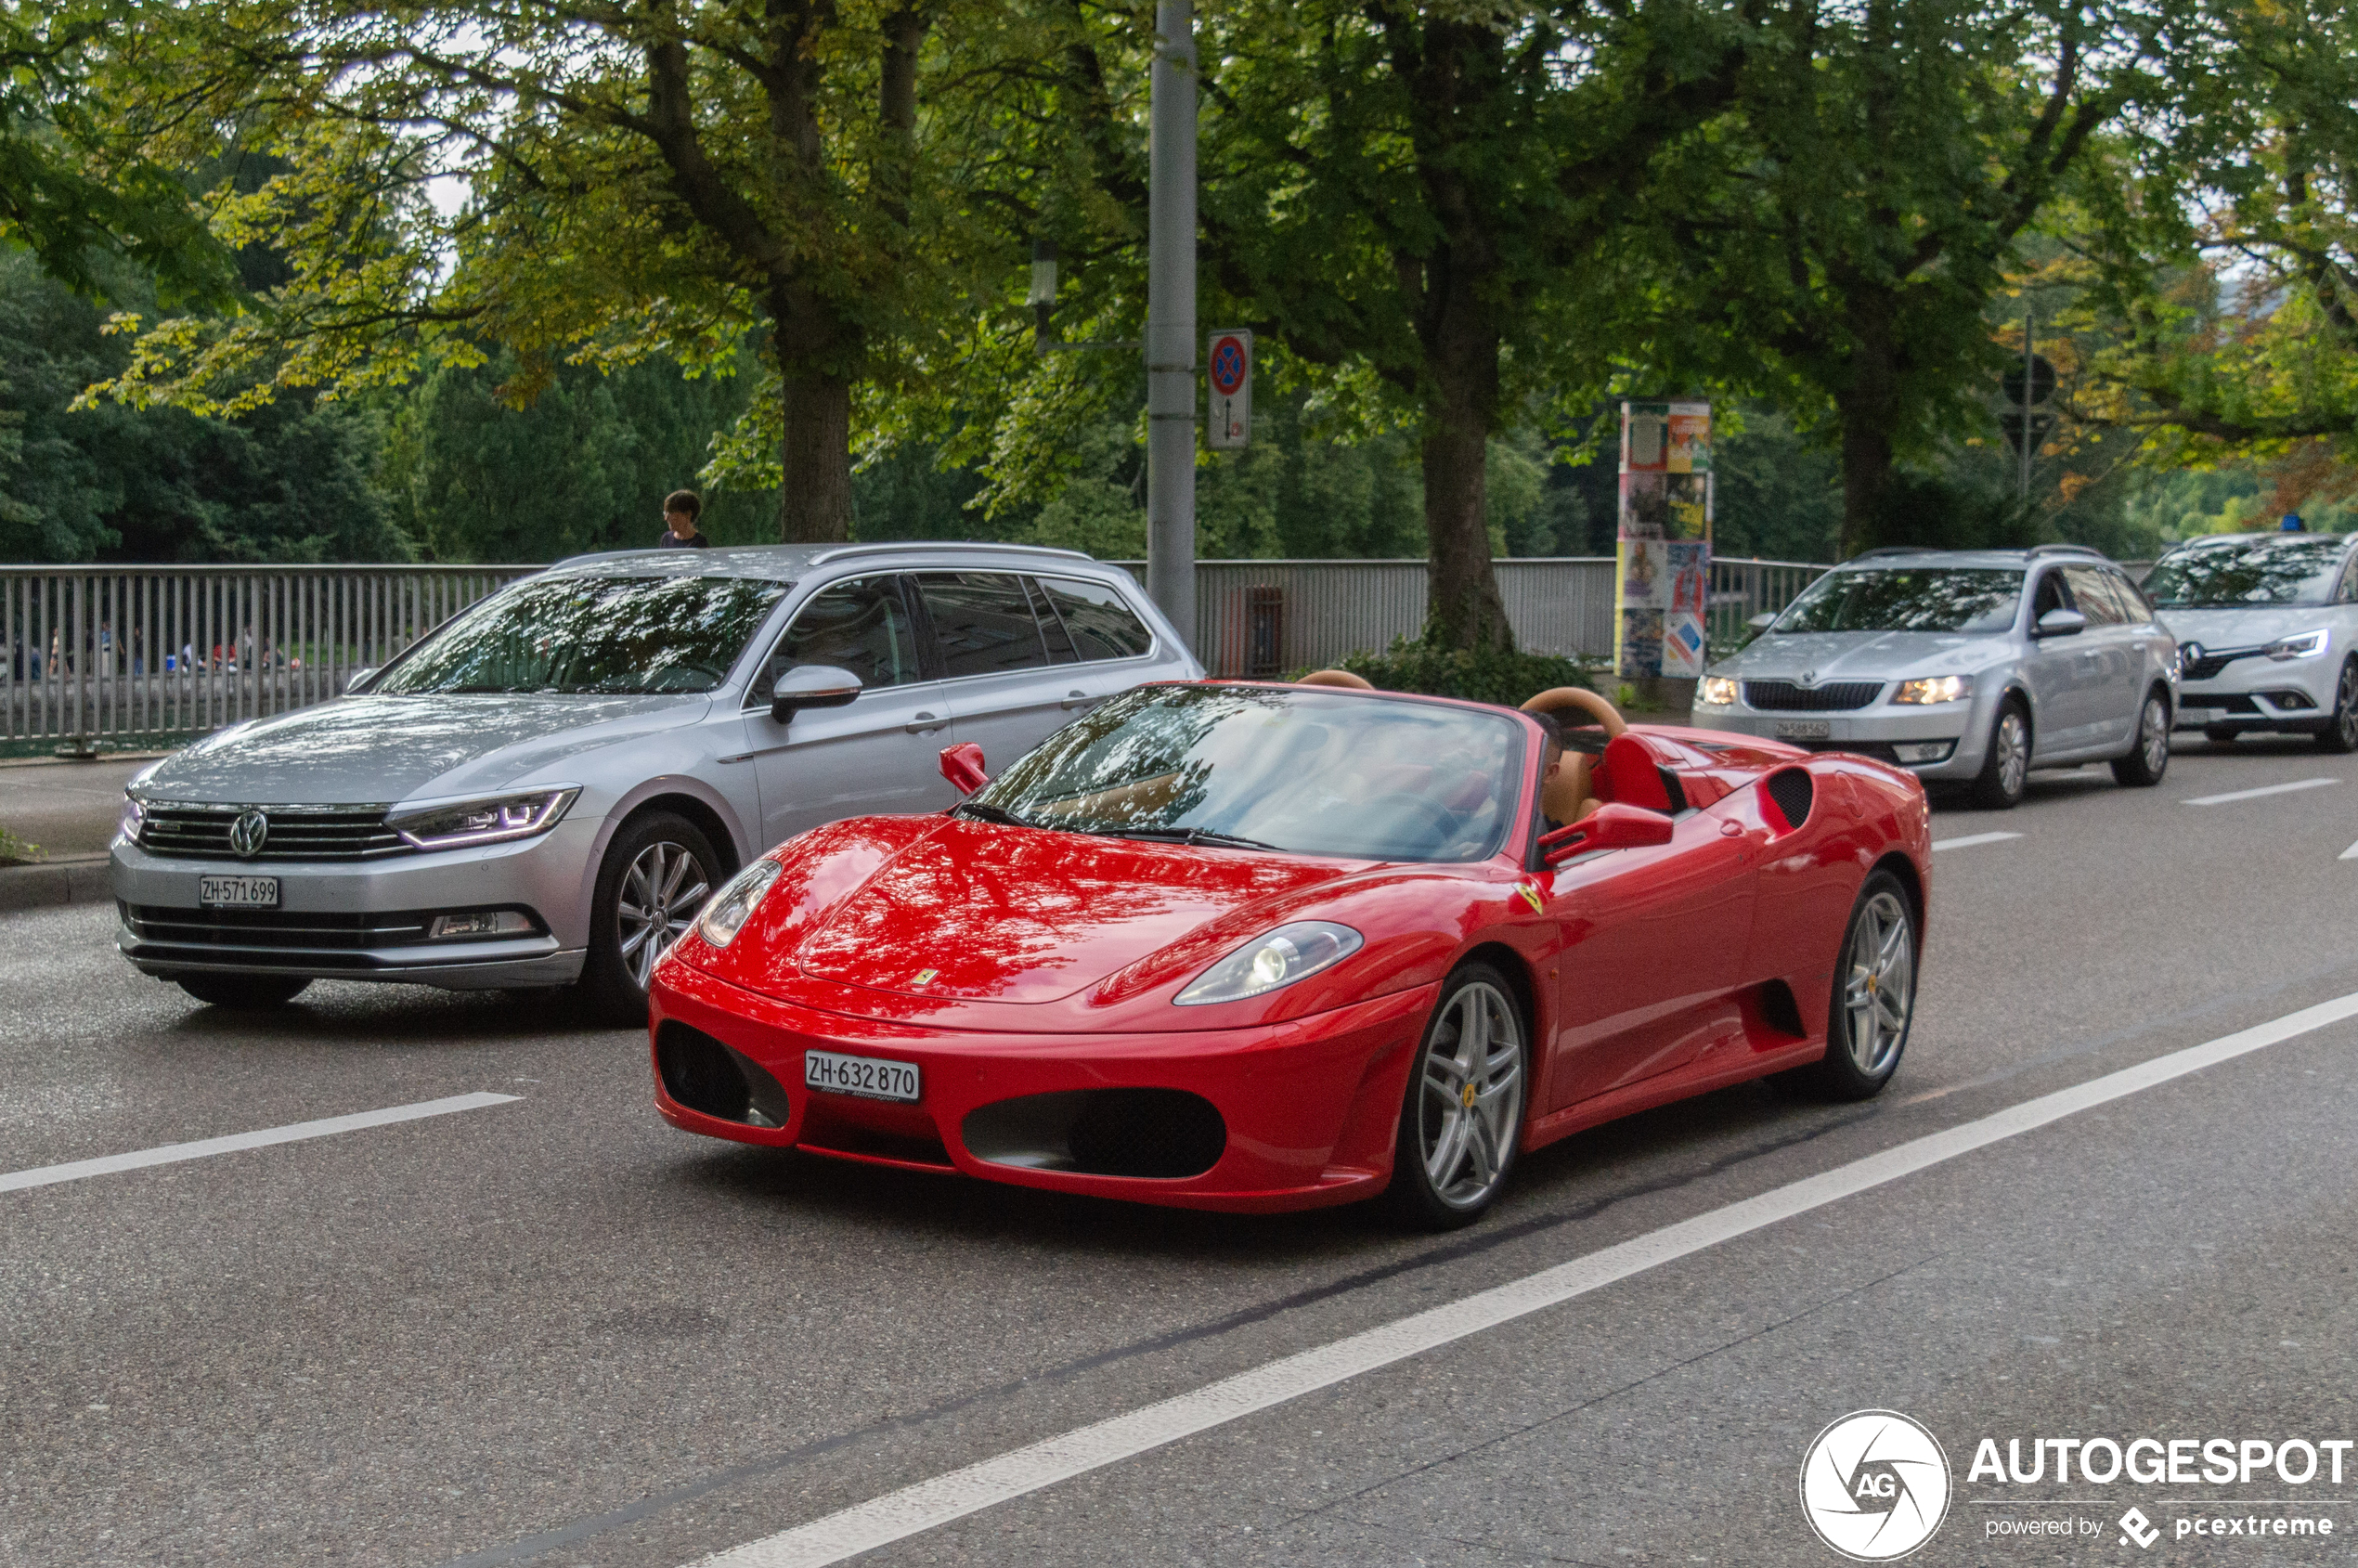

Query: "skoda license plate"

xmin=1774 ymin=719 xmax=1833 ymax=740
xmin=804 ymin=1049 xmax=921 ymax=1103
xmin=199 ymin=875 xmax=279 ymax=909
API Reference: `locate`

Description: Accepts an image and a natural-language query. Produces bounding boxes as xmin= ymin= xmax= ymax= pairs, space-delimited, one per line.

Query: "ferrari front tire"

xmin=1784 ymin=869 xmax=1918 ymax=1102
xmin=1385 ymin=962 xmax=1528 ymax=1231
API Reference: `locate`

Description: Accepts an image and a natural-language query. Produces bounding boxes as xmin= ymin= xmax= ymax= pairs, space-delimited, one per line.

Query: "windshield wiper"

xmin=1085 ymin=824 xmax=1283 ymax=852
xmin=952 ymin=800 xmax=1041 ymax=829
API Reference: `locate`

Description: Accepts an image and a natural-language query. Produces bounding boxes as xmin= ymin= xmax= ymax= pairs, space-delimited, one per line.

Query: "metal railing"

xmin=1 ymin=565 xmax=537 ymax=751
xmin=1116 ymin=556 xmax=1829 ymax=677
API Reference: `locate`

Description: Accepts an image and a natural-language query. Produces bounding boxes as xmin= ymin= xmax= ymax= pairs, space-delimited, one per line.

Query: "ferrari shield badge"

xmin=912 ymin=968 xmax=939 ymax=987
xmin=1515 ymin=882 xmax=1544 ymax=915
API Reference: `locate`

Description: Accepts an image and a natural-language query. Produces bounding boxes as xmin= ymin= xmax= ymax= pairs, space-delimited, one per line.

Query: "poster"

xmin=1614 ymin=401 xmax=1711 ymax=680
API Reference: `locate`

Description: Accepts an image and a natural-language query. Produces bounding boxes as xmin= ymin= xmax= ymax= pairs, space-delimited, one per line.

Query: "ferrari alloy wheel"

xmin=1388 ymin=962 xmax=1527 ymax=1230
xmin=2110 ymin=690 xmax=2170 ymax=786
xmin=1967 ymin=700 xmax=2029 ymax=810
xmin=2317 ymin=661 xmax=2358 ymax=754
xmin=583 ymin=810 xmax=720 ymax=1024
xmin=1785 ymin=870 xmax=1918 ymax=1102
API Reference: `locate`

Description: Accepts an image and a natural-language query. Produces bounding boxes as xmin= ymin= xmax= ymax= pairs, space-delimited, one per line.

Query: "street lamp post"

xmin=1144 ymin=0 xmax=1197 ymax=651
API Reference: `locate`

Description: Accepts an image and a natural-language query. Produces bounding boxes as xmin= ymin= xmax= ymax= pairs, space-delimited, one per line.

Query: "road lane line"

xmin=0 ymin=1092 xmax=523 ymax=1195
xmin=2182 ymin=778 xmax=2340 ymax=806
xmin=1931 ymin=831 xmax=2022 ymax=852
xmin=2341 ymin=838 xmax=2358 ymax=862
xmin=689 ymin=989 xmax=2358 ymax=1568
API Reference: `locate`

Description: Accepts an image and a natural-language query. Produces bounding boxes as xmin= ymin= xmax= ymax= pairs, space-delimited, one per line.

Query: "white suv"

xmin=2144 ymin=531 xmax=2358 ymax=752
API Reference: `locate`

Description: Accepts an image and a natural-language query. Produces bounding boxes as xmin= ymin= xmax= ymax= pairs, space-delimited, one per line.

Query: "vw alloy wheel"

xmin=1995 ymin=709 xmax=2028 ymax=799
xmin=1842 ymin=888 xmax=1916 ymax=1078
xmin=618 ymin=840 xmax=711 ymax=990
xmin=1417 ymin=978 xmax=1526 ymax=1209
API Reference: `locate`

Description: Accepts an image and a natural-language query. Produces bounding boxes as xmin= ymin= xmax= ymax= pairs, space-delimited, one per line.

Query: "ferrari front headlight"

xmin=1173 ymin=921 xmax=1363 ymax=1006
xmin=695 ymin=858 xmax=784 ymax=950
xmin=386 ymin=787 xmax=579 ymax=849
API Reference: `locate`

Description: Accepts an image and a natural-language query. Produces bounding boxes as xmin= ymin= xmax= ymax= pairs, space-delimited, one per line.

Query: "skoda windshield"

xmin=965 ymin=684 xmax=1524 ymax=863
xmin=374 ymin=576 xmax=786 ymax=695
xmin=2144 ymin=536 xmax=2350 ymax=608
xmin=1772 ymin=568 xmax=2024 ymax=634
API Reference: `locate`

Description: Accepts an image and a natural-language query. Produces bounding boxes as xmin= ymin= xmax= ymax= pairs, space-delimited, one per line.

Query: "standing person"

xmin=657 ymin=490 xmax=710 ymax=549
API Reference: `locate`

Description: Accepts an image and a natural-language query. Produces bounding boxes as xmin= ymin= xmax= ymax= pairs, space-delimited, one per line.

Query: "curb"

xmin=0 ymin=855 xmax=111 ymax=914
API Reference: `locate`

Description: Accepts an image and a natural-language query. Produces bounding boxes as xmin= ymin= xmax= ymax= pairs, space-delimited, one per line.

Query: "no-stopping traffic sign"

xmin=1208 ymin=330 xmax=1251 ymax=449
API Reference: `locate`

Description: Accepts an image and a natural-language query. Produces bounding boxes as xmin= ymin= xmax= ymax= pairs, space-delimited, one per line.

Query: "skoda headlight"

xmin=2266 ymin=629 xmax=2329 ymax=661
xmin=386 ymin=787 xmax=579 ymax=849
xmin=1892 ymin=675 xmax=1974 ymax=705
xmin=1698 ymin=675 xmax=1739 ymax=706
xmin=695 ymin=858 xmax=783 ymax=950
xmin=1173 ymin=921 xmax=1363 ymax=1006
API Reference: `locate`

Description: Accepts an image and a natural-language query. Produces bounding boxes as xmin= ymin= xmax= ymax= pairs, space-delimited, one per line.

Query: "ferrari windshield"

xmin=2143 ymin=537 xmax=2350 ymax=608
xmin=971 ymin=685 xmax=1524 ymax=862
xmin=1773 ymin=568 xmax=2024 ymax=634
xmin=374 ymin=576 xmax=786 ymax=695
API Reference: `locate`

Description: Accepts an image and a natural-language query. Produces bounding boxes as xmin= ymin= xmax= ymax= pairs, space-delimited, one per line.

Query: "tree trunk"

xmin=776 ymin=369 xmax=854 ymax=544
xmin=1834 ymin=291 xmax=1900 ymax=559
xmin=1419 ymin=293 xmax=1511 ymax=653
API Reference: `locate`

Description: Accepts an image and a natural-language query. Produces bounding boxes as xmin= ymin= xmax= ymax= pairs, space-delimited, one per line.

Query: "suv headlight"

xmin=2265 ymin=629 xmax=2328 ymax=661
xmin=1893 ymin=675 xmax=1974 ymax=705
xmin=1698 ymin=675 xmax=1739 ymax=706
xmin=386 ymin=787 xmax=579 ymax=849
xmin=1174 ymin=921 xmax=1363 ymax=1006
xmin=695 ymin=858 xmax=784 ymax=950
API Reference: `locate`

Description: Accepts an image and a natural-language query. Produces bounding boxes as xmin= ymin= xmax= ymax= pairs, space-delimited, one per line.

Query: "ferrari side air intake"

xmin=963 ymin=1089 xmax=1226 ymax=1179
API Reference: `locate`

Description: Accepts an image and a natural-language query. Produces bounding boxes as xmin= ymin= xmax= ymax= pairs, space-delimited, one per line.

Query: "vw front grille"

xmin=138 ymin=805 xmax=410 ymax=861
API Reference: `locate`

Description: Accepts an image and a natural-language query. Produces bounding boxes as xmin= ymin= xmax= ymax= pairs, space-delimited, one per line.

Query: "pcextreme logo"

xmin=1801 ymin=1410 xmax=1953 ymax=1561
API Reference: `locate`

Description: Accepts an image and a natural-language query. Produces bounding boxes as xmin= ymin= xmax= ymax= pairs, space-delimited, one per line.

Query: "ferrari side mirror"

xmin=939 ymin=742 xmax=989 ymax=796
xmin=1540 ymin=802 xmax=1675 ymax=865
xmin=770 ymin=664 xmax=862 ymax=725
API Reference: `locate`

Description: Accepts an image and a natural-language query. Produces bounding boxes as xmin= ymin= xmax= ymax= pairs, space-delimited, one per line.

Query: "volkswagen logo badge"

xmin=228 ymin=809 xmax=269 ymax=859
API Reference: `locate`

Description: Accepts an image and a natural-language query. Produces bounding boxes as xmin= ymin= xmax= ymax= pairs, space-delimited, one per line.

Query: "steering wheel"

xmin=1521 ymin=686 xmax=1626 ymax=824
xmin=1521 ymin=685 xmax=1627 ymax=737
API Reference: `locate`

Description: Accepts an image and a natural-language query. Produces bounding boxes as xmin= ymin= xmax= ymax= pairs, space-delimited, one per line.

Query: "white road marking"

xmin=1931 ymin=831 xmax=2023 ymax=852
xmin=0 ymin=1092 xmax=522 ymax=1195
xmin=2182 ymin=778 xmax=2340 ymax=806
xmin=2341 ymin=838 xmax=2358 ymax=862
xmin=687 ymin=991 xmax=2358 ymax=1568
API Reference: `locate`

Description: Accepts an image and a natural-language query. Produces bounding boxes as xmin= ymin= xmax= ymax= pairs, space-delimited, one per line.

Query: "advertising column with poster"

xmin=1615 ymin=401 xmax=1712 ymax=679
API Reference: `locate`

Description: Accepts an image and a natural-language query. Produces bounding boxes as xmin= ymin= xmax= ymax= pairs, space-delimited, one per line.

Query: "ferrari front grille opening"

xmin=963 ymin=1089 xmax=1227 ymax=1179
xmin=655 ymin=1022 xmax=791 ymax=1130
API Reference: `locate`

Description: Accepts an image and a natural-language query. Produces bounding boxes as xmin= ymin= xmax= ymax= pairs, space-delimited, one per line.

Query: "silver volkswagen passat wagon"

xmin=1690 ymin=544 xmax=2180 ymax=808
xmin=110 ymin=542 xmax=1199 ymax=1016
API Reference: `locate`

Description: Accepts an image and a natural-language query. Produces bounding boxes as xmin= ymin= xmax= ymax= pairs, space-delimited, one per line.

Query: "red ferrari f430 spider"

xmin=648 ymin=680 xmax=1931 ymax=1227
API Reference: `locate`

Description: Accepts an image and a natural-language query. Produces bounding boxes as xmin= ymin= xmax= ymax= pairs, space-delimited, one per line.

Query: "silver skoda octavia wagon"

xmin=1690 ymin=544 xmax=2180 ymax=809
xmin=110 ymin=542 xmax=1199 ymax=1016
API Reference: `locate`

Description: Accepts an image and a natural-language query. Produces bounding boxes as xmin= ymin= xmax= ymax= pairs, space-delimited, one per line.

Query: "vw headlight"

xmin=1173 ymin=921 xmax=1363 ymax=1006
xmin=2265 ymin=629 xmax=2328 ymax=661
xmin=118 ymin=793 xmax=146 ymax=845
xmin=1698 ymin=675 xmax=1739 ymax=706
xmin=385 ymin=787 xmax=579 ymax=849
xmin=695 ymin=858 xmax=783 ymax=950
xmin=1892 ymin=675 xmax=1974 ymax=705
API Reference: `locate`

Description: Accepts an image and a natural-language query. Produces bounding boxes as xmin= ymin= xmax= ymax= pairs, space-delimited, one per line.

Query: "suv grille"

xmin=138 ymin=804 xmax=410 ymax=861
xmin=1743 ymin=680 xmax=1884 ymax=712
xmin=2181 ymin=647 xmax=2259 ymax=681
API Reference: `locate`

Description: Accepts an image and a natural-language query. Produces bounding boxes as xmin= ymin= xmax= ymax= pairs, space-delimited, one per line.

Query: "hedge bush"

xmin=1311 ymin=637 xmax=1604 ymax=707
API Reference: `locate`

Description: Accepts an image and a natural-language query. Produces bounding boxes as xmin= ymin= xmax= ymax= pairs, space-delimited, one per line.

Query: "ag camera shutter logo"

xmin=1800 ymin=1410 xmax=1951 ymax=1561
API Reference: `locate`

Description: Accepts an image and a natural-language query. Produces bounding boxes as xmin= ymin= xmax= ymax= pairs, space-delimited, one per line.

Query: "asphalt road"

xmin=6 ymin=733 xmax=2358 ymax=1568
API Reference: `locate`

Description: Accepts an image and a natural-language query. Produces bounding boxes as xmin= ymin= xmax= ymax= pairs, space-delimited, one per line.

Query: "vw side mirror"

xmin=343 ymin=667 xmax=378 ymax=694
xmin=1540 ymin=802 xmax=1676 ymax=865
xmin=2035 ymin=608 xmax=2087 ymax=639
xmin=939 ymin=742 xmax=989 ymax=796
xmin=769 ymin=665 xmax=862 ymax=725
xmin=1746 ymin=612 xmax=1778 ymax=632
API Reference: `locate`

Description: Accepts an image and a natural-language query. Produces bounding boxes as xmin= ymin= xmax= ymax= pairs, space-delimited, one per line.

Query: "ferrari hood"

xmin=793 ymin=820 xmax=1358 ymax=1004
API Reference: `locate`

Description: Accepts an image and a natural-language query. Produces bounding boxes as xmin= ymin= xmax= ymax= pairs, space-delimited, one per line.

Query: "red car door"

xmin=1536 ymin=747 xmax=1761 ymax=1111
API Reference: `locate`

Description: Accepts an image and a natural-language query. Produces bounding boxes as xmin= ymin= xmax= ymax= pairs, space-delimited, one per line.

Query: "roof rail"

xmin=2023 ymin=542 xmax=2104 ymax=560
xmin=807 ymin=539 xmax=1095 ymax=566
xmin=1848 ymin=547 xmax=1925 ymax=561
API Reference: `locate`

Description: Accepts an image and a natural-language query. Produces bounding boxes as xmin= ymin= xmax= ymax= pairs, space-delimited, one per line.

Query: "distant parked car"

xmin=1690 ymin=544 xmax=2179 ymax=809
xmin=2142 ymin=531 xmax=2358 ymax=752
xmin=110 ymin=543 xmax=1200 ymax=1017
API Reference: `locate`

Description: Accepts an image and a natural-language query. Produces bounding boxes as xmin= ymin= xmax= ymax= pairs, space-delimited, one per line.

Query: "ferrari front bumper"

xmin=648 ymin=961 xmax=1439 ymax=1213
